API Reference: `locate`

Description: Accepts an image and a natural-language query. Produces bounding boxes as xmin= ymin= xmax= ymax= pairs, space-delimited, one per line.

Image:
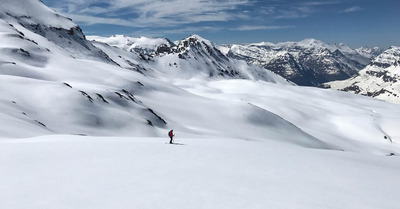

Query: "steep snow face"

xmin=326 ymin=46 xmax=400 ymax=104
xmin=0 ymin=0 xmax=76 ymax=29
xmin=224 ymin=39 xmax=378 ymax=86
xmin=0 ymin=0 xmax=113 ymax=62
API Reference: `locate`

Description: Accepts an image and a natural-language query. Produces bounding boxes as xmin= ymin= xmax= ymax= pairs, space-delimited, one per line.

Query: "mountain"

xmin=221 ymin=39 xmax=379 ymax=86
xmin=326 ymin=46 xmax=400 ymax=104
xmin=91 ymin=34 xmax=289 ymax=82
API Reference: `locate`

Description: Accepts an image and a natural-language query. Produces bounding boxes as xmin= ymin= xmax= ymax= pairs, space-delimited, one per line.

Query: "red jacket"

xmin=168 ymin=130 xmax=174 ymax=137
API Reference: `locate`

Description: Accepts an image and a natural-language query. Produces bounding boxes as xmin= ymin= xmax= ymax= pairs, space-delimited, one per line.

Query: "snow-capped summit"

xmin=326 ymin=46 xmax=400 ymax=104
xmin=224 ymin=39 xmax=379 ymax=86
xmin=295 ymin=38 xmax=327 ymax=49
xmin=252 ymin=41 xmax=275 ymax=47
xmin=174 ymin=34 xmax=214 ymax=52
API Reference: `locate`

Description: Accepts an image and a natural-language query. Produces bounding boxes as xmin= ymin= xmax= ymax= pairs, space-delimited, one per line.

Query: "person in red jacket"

xmin=168 ymin=130 xmax=174 ymax=144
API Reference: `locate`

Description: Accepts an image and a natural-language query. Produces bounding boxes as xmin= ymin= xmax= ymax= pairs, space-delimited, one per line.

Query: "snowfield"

xmin=1 ymin=135 xmax=399 ymax=209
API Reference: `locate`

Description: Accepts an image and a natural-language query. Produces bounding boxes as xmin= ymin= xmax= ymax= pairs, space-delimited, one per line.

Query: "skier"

xmin=168 ymin=130 xmax=174 ymax=144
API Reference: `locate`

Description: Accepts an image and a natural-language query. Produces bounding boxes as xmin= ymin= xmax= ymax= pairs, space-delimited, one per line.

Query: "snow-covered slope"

xmin=326 ymin=46 xmax=400 ymax=104
xmin=1 ymin=135 xmax=399 ymax=209
xmin=222 ymin=39 xmax=379 ymax=86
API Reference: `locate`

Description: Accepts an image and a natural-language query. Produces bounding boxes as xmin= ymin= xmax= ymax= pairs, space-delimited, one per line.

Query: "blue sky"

xmin=42 ymin=0 xmax=399 ymax=48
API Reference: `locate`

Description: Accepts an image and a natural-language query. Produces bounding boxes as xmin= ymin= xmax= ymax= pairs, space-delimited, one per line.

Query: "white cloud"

xmin=343 ymin=6 xmax=362 ymax=13
xmin=304 ymin=1 xmax=340 ymax=6
xmin=131 ymin=26 xmax=225 ymax=37
xmin=232 ymin=25 xmax=294 ymax=31
xmin=274 ymin=7 xmax=313 ymax=19
xmin=50 ymin=0 xmax=252 ymax=27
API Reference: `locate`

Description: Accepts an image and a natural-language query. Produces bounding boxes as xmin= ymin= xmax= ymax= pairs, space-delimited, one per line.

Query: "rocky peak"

xmin=174 ymin=34 xmax=214 ymax=53
xmin=370 ymin=46 xmax=400 ymax=68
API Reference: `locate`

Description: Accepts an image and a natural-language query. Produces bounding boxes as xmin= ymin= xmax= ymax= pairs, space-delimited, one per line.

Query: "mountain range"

xmin=90 ymin=34 xmax=400 ymax=104
xmin=220 ymin=40 xmax=383 ymax=86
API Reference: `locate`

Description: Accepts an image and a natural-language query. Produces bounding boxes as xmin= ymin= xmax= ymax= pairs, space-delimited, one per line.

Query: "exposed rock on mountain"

xmin=91 ymin=34 xmax=289 ymax=83
xmin=221 ymin=39 xmax=380 ymax=86
xmin=0 ymin=0 xmax=114 ymax=62
xmin=326 ymin=46 xmax=400 ymax=104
